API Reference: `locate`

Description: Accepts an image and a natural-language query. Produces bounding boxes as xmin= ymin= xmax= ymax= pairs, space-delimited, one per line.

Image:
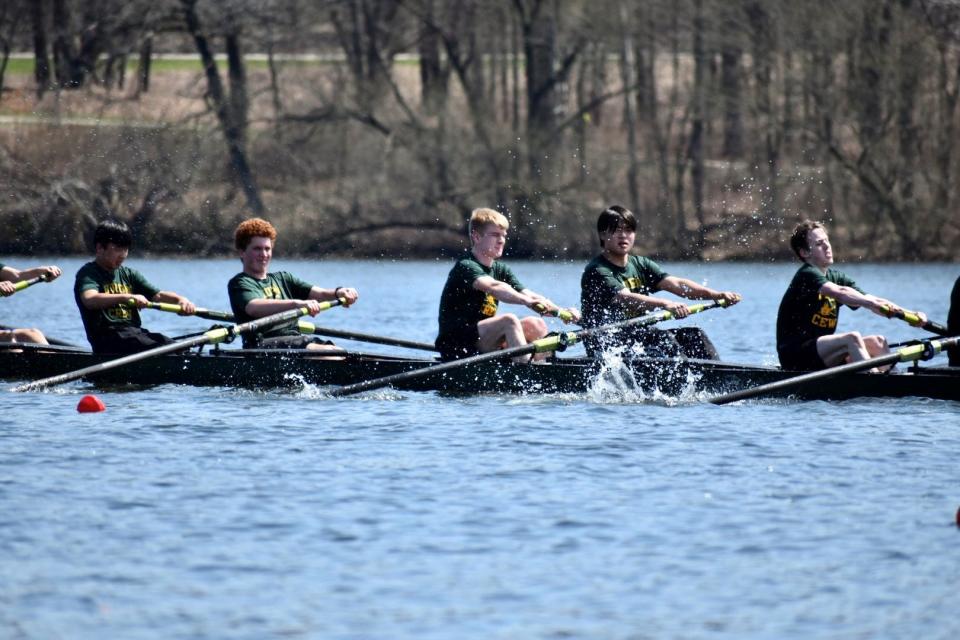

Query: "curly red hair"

xmin=234 ymin=218 xmax=277 ymax=250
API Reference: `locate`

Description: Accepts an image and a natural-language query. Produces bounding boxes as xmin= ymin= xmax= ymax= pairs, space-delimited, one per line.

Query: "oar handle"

xmin=882 ymin=306 xmax=949 ymax=336
xmin=129 ymin=300 xmax=236 ymax=322
xmin=3 ymin=275 xmax=47 ymax=296
xmin=533 ymin=303 xmax=577 ymax=323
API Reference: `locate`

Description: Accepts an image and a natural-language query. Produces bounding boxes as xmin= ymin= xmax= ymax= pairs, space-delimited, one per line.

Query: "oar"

xmin=882 ymin=307 xmax=949 ymax=336
xmin=1 ymin=275 xmax=48 ymax=296
xmin=330 ymin=300 xmax=728 ymax=397
xmin=709 ymin=335 xmax=960 ymax=405
xmin=296 ymin=322 xmax=437 ymax=352
xmin=12 ymin=303 xmax=340 ymax=392
xmin=533 ymin=304 xmax=578 ymax=323
xmin=138 ymin=300 xmax=439 ymax=352
xmin=128 ymin=300 xmax=235 ymax=322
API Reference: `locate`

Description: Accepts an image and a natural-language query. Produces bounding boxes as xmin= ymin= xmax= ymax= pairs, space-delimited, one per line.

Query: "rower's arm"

xmin=308 ymin=285 xmax=359 ymax=306
xmin=81 ymin=288 xmax=151 ymax=310
xmin=153 ymin=291 xmax=196 ymax=315
xmin=245 ymin=297 xmax=310 ymax=317
xmin=12 ymin=265 xmax=61 ymax=282
xmin=474 ymin=276 xmax=539 ymax=308
xmin=616 ymin=289 xmax=686 ymax=315
xmin=819 ymin=282 xmax=926 ymax=323
xmin=0 ymin=265 xmax=19 ymax=281
xmin=659 ymin=276 xmax=741 ymax=304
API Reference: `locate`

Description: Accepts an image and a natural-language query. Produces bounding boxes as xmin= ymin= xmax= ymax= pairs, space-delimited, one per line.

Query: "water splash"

xmin=585 ymin=344 xmax=703 ymax=405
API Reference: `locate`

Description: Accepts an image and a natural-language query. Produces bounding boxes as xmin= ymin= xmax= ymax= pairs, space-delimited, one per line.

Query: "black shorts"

xmin=778 ymin=338 xmax=826 ymax=371
xmin=90 ymin=326 xmax=172 ymax=355
xmin=436 ymin=325 xmax=480 ymax=361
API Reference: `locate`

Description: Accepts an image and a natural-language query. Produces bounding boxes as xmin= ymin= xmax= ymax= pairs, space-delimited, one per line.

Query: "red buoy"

xmin=77 ymin=394 xmax=106 ymax=413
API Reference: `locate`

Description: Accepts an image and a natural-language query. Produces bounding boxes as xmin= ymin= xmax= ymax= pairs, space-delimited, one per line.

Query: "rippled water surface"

xmin=2 ymin=259 xmax=958 ymax=639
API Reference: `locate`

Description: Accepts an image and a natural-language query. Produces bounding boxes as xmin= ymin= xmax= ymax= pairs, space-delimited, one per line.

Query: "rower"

xmin=435 ymin=207 xmax=579 ymax=362
xmin=776 ymin=220 xmax=927 ymax=372
xmin=580 ymin=205 xmax=740 ymax=358
xmin=1 ymin=261 xmax=62 ymax=345
xmin=227 ymin=218 xmax=359 ymax=351
xmin=75 ymin=219 xmax=197 ymax=354
xmin=949 ymin=275 xmax=959 ymax=367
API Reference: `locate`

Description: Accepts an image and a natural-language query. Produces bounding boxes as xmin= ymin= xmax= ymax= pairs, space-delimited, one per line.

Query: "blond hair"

xmin=468 ymin=207 xmax=509 ymax=237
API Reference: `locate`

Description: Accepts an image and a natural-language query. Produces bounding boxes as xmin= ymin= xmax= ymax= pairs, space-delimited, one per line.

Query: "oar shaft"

xmin=884 ymin=307 xmax=949 ymax=336
xmin=297 ymin=322 xmax=437 ymax=351
xmin=12 ymin=305 xmax=329 ymax=392
xmin=709 ymin=336 xmax=958 ymax=405
xmin=138 ymin=301 xmax=235 ymax=322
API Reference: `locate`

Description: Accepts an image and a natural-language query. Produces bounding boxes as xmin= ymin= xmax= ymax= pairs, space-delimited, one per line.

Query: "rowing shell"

xmin=2 ymin=344 xmax=958 ymax=401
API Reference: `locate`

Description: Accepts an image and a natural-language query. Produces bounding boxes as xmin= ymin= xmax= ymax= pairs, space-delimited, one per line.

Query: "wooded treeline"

xmin=0 ymin=0 xmax=958 ymax=260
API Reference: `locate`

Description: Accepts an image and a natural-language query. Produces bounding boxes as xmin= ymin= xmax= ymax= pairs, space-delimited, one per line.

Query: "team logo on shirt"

xmin=261 ymin=283 xmax=282 ymax=299
xmin=810 ymin=295 xmax=838 ymax=329
xmin=104 ymin=282 xmax=133 ymax=321
xmin=481 ymin=293 xmax=498 ymax=317
xmin=624 ymin=276 xmax=646 ymax=292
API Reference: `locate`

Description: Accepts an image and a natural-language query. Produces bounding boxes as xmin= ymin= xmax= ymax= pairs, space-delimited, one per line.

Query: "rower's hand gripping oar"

xmin=330 ymin=300 xmax=729 ymax=398
xmin=11 ymin=302 xmax=342 ymax=392
xmin=1 ymin=274 xmax=50 ymax=297
xmin=881 ymin=306 xmax=949 ymax=336
xmin=709 ymin=335 xmax=960 ymax=405
xmin=133 ymin=300 xmax=235 ymax=322
xmin=532 ymin=303 xmax=579 ymax=324
xmin=137 ymin=300 xmax=438 ymax=352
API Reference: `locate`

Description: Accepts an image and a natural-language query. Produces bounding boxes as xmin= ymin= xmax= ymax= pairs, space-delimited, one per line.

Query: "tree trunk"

xmin=180 ymin=0 xmax=265 ymax=216
xmin=720 ymin=47 xmax=743 ymax=158
xmin=226 ymin=31 xmax=249 ymax=150
xmin=31 ymin=0 xmax=50 ymax=97
xmin=136 ymin=35 xmax=152 ymax=95
xmin=690 ymin=0 xmax=706 ymax=257
xmin=617 ymin=1 xmax=640 ymax=215
xmin=418 ymin=0 xmax=448 ymax=115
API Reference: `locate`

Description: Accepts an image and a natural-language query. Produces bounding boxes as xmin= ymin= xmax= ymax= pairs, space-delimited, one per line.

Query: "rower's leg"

xmin=478 ymin=314 xmax=529 ymax=362
xmin=0 ymin=328 xmax=48 ymax=345
xmin=520 ymin=316 xmax=549 ymax=361
xmin=862 ymin=334 xmax=893 ymax=372
xmin=816 ymin=332 xmax=875 ymax=369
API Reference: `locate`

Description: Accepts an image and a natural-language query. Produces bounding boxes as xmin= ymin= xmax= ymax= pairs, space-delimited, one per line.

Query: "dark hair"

xmin=789 ymin=220 xmax=825 ymax=259
xmin=596 ymin=205 xmax=637 ymax=247
xmin=94 ymin=219 xmax=133 ymax=249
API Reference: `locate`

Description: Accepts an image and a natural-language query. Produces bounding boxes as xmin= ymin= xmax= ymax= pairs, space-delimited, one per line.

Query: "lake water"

xmin=2 ymin=258 xmax=958 ymax=639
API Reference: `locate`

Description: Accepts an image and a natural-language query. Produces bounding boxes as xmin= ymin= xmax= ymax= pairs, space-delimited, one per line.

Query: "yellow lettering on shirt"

xmin=261 ymin=284 xmax=283 ymax=299
xmin=104 ymin=282 xmax=133 ymax=321
xmin=480 ymin=293 xmax=498 ymax=317
xmin=624 ymin=276 xmax=645 ymax=292
xmin=810 ymin=294 xmax=838 ymax=330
